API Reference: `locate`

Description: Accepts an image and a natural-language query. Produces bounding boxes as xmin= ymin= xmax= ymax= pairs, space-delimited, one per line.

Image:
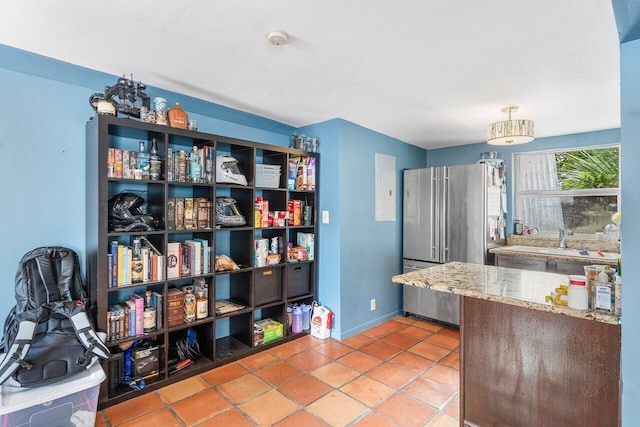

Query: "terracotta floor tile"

xmin=102 ymin=391 xmax=164 ymax=425
xmin=239 ymin=389 xmax=300 ymax=425
xmin=403 ymin=378 xmax=456 ymax=409
xmin=156 ymin=375 xmax=208 ymax=403
xmin=423 ymin=363 xmax=459 ymax=390
xmin=408 ymin=341 xmax=451 ymax=362
xmin=378 ymin=318 xmax=410 ymax=332
xmin=443 ymin=394 xmax=460 ymax=418
xmin=413 ymin=320 xmax=443 ymax=332
xmin=360 ymin=324 xmax=394 ymax=340
xmin=383 ymin=331 xmax=420 ymax=349
xmin=425 ymin=412 xmax=459 ymax=427
xmin=94 ymin=412 xmax=108 ymax=427
xmin=254 ymin=360 xmax=304 ymax=386
xmin=237 ymin=350 xmax=279 ymax=370
xmin=339 ymin=375 xmax=394 ymax=407
xmin=311 ymin=361 xmax=360 ymax=388
xmin=306 ymin=390 xmax=369 ymax=426
xmin=437 ymin=327 xmax=460 ymax=339
xmin=440 ymin=351 xmax=460 ymax=369
xmin=389 ymin=351 xmax=435 ymax=374
xmin=200 ymin=362 xmax=249 ymax=386
xmin=376 ymin=393 xmax=437 ymax=427
xmin=287 ymin=349 xmax=333 ymax=372
xmin=297 ymin=335 xmax=326 ymax=348
xmin=196 ymin=408 xmax=256 ymax=427
xmin=337 ymin=350 xmax=383 ymax=372
xmin=313 ymin=340 xmax=355 ymax=359
xmin=393 ymin=315 xmax=417 ymax=325
xmin=351 ymin=411 xmax=398 ymax=427
xmin=342 ymin=333 xmax=375 ymax=349
xmin=426 ymin=332 xmax=460 ymax=350
xmin=360 ymin=341 xmax=403 ymax=360
xmin=217 ymin=373 xmax=272 ymax=404
xmin=116 ymin=407 xmax=181 ymax=427
xmin=367 ymin=362 xmax=417 ymax=389
xmin=269 ymin=340 xmax=309 ymax=358
xmin=170 ymin=388 xmax=231 ymax=425
xmin=279 ymin=373 xmax=334 ymax=405
xmin=274 ymin=409 xmax=331 ymax=427
xmin=398 ymin=324 xmax=436 ymax=340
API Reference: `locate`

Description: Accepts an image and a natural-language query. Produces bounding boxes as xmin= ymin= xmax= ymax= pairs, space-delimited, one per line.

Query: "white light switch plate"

xmin=322 ymin=211 xmax=330 ymax=224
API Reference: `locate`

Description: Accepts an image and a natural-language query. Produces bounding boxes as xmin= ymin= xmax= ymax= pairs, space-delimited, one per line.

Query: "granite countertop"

xmin=490 ymin=245 xmax=618 ymax=265
xmin=392 ymin=261 xmax=620 ymax=325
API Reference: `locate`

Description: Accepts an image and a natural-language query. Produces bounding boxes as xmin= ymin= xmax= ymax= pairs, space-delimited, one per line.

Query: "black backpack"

xmin=0 ymin=247 xmax=110 ymax=387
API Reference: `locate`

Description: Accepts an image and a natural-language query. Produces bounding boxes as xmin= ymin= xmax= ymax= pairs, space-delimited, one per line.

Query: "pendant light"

xmin=486 ymin=106 xmax=534 ymax=145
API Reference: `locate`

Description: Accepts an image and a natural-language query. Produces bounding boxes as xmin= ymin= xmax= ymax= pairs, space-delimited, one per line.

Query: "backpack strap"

xmin=53 ymin=248 xmax=78 ymax=301
xmin=49 ymin=301 xmax=110 ymax=362
xmin=33 ymin=252 xmax=62 ymax=303
xmin=0 ymin=309 xmax=42 ymax=384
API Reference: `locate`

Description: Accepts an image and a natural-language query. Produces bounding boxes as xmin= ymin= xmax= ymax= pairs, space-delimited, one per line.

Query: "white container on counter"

xmin=568 ymin=275 xmax=588 ymax=310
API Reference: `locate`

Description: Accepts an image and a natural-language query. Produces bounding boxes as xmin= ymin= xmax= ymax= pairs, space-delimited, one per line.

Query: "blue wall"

xmin=297 ymin=119 xmax=426 ymax=339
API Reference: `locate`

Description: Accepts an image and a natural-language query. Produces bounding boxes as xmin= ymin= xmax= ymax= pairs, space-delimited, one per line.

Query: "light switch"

xmin=322 ymin=211 xmax=330 ymax=224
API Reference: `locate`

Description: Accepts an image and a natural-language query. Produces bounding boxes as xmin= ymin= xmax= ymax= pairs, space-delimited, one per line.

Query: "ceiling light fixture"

xmin=486 ymin=106 xmax=534 ymax=145
xmin=266 ymin=30 xmax=289 ymax=46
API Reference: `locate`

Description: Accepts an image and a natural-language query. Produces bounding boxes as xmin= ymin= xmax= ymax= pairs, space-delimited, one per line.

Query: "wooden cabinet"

xmin=86 ymin=115 xmax=318 ymax=408
xmin=461 ymin=297 xmax=621 ymax=427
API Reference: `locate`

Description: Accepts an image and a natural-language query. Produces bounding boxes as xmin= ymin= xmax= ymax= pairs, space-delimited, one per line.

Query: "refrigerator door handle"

xmin=441 ymin=167 xmax=449 ymax=262
xmin=430 ymin=168 xmax=437 ymax=260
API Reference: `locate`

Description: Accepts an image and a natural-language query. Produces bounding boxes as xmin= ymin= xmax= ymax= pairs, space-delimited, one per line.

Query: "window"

xmin=514 ymin=146 xmax=620 ymax=235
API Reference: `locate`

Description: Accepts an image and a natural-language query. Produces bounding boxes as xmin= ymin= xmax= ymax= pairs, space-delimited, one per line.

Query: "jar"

xmin=567 ymin=275 xmax=588 ymax=310
xmin=514 ymin=218 xmax=523 ymax=235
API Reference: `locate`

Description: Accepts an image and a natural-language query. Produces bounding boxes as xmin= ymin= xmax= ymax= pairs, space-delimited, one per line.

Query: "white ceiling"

xmin=0 ymin=1 xmax=620 ymax=149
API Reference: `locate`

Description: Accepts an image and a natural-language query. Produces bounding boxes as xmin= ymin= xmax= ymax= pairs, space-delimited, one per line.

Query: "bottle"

xmin=149 ymin=138 xmax=161 ymax=181
xmin=131 ymin=238 xmax=143 ymax=283
xmin=301 ymin=303 xmax=312 ymax=330
xmin=184 ymin=288 xmax=196 ymax=323
xmin=168 ymin=102 xmax=188 ymax=129
xmin=514 ymin=217 xmax=523 ymax=235
xmin=143 ymin=290 xmax=156 ymax=333
xmin=196 ymin=290 xmax=208 ymax=319
xmin=138 ymin=140 xmax=150 ymax=179
xmin=292 ymin=305 xmax=303 ymax=333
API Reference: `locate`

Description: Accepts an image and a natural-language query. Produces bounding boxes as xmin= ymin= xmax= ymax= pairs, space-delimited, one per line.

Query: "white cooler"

xmin=0 ymin=362 xmax=105 ymax=427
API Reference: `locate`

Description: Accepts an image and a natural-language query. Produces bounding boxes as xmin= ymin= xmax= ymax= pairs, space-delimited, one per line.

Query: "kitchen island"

xmin=392 ymin=262 xmax=620 ymax=427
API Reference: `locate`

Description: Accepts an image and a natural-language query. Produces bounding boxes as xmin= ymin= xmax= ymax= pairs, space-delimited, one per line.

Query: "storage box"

xmin=0 ymin=362 xmax=105 ymax=427
xmin=254 ymin=319 xmax=284 ymax=345
xmin=255 ymin=164 xmax=281 ymax=188
xmin=286 ymin=263 xmax=311 ymax=298
xmin=255 ymin=267 xmax=282 ymax=306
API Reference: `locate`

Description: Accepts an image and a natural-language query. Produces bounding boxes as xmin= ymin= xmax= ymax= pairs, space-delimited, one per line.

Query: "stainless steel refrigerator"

xmin=402 ymin=163 xmax=506 ymax=326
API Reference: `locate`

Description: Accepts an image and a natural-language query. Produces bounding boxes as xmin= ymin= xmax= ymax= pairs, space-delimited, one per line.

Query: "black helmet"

xmin=108 ymin=193 xmax=158 ymax=232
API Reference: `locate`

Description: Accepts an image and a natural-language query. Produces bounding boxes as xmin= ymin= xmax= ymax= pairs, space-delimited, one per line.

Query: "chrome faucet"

xmin=559 ymin=229 xmax=573 ymax=248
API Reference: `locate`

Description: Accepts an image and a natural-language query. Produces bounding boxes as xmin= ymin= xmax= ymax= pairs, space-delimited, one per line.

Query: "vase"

xmin=153 ymin=97 xmax=168 ymax=125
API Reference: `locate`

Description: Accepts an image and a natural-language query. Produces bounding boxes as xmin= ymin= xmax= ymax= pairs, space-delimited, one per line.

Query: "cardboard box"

xmin=0 ymin=363 xmax=105 ymax=427
xmin=254 ymin=319 xmax=284 ymax=345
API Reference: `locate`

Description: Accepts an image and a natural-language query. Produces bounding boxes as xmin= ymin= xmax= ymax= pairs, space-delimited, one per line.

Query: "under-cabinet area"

xmin=85 ymin=115 xmax=318 ymax=408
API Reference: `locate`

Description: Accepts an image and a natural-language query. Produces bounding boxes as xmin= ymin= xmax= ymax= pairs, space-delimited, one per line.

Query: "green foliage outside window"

xmin=556 ymin=147 xmax=619 ymax=190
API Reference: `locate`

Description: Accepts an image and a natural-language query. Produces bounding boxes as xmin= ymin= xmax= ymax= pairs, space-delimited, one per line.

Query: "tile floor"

xmin=96 ymin=316 xmax=460 ymax=426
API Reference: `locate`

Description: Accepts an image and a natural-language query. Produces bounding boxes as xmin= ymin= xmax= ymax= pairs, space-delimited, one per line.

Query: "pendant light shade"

xmin=486 ymin=106 xmax=534 ymax=145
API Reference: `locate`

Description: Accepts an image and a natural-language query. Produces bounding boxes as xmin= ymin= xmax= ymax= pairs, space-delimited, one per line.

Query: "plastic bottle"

xmin=292 ymin=305 xmax=303 ymax=333
xmin=301 ymin=303 xmax=312 ymax=330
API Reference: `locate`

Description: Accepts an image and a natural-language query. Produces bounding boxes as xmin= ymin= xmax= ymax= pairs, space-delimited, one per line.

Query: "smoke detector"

xmin=266 ymin=30 xmax=289 ymax=46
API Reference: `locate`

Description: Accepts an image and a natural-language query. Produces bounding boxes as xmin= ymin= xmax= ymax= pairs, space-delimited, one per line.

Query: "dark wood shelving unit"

xmin=86 ymin=115 xmax=318 ymax=408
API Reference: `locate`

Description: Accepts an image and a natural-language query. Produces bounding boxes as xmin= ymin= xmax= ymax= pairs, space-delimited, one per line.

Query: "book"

xmin=184 ymin=198 xmax=195 ymax=230
xmin=151 ymin=291 xmax=163 ymax=330
xmin=117 ymin=245 xmax=124 ymax=286
xmin=194 ymin=238 xmax=209 ymax=274
xmin=125 ymin=300 xmax=136 ymax=338
xmin=167 ymin=198 xmax=176 ymax=230
xmin=167 ymin=242 xmax=182 ymax=279
xmin=175 ymin=198 xmax=185 ymax=231
xmin=110 ymin=241 xmax=118 ymax=287
xmin=185 ymin=239 xmax=202 ymax=275
xmin=129 ymin=293 xmax=145 ymax=336
xmin=142 ymin=247 xmax=150 ymax=282
xmin=215 ymin=299 xmax=245 ymax=314
xmin=122 ymin=303 xmax=130 ymax=339
xmin=167 ymin=288 xmax=185 ymax=327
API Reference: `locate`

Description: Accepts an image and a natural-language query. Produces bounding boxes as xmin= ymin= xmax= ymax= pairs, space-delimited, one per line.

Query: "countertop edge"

xmin=489 ymin=246 xmax=618 ymax=265
xmin=392 ymin=270 xmax=620 ymax=326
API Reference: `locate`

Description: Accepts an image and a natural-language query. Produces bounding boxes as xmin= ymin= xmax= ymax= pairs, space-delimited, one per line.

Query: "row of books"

xmin=108 ymin=240 xmax=165 ymax=287
xmin=167 ymin=145 xmax=214 ymax=184
xmin=106 ymin=291 xmax=163 ymax=343
xmin=167 ymin=239 xmax=212 ymax=279
xmin=167 ymin=197 xmax=213 ymax=231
